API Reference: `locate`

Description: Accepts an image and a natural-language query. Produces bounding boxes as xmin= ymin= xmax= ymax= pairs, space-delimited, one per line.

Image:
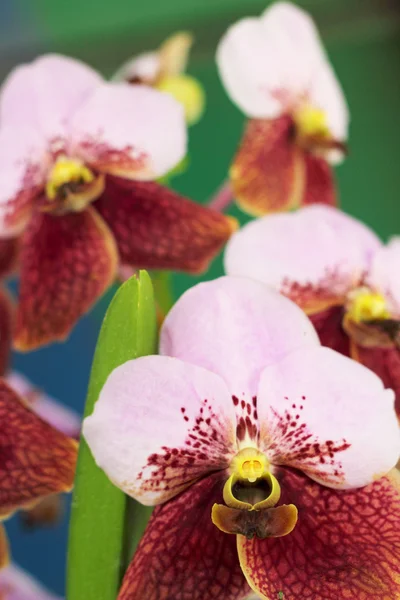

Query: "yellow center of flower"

xmin=46 ymin=156 xmax=95 ymax=200
xmin=346 ymin=287 xmax=390 ymax=323
xmin=233 ymin=447 xmax=269 ymax=483
xmin=293 ymin=104 xmax=330 ymax=141
xmin=156 ymin=74 xmax=205 ymax=126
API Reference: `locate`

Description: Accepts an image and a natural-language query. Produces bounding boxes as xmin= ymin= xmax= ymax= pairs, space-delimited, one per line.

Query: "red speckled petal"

xmin=84 ymin=356 xmax=237 ymax=505
xmin=238 ymin=467 xmax=400 ymax=600
xmin=303 ymin=153 xmax=337 ymax=207
xmin=0 ymin=379 xmax=77 ymax=519
xmin=118 ymin=472 xmax=251 ymax=600
xmin=95 ymin=176 xmax=236 ymax=274
xmin=352 ymin=343 xmax=400 ymax=420
xmin=258 ymin=345 xmax=399 ymax=489
xmin=0 ymin=288 xmax=13 ymax=377
xmin=0 ymin=524 xmax=8 ymax=568
xmin=13 ymin=206 xmax=118 ymax=350
xmin=229 ymin=116 xmax=304 ymax=216
xmin=309 ymin=305 xmax=350 ymax=356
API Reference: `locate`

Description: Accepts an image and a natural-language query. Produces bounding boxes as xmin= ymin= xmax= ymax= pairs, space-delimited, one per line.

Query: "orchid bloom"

xmin=0 ymin=563 xmax=62 ymax=600
xmin=83 ymin=277 xmax=400 ymax=600
xmin=216 ymin=2 xmax=348 ymax=214
xmin=225 ymin=204 xmax=400 ymax=421
xmin=0 ymin=379 xmax=77 ymax=567
xmin=0 ymin=238 xmax=19 ymax=376
xmin=0 ymin=54 xmax=235 ymax=350
xmin=114 ymin=32 xmax=205 ymax=126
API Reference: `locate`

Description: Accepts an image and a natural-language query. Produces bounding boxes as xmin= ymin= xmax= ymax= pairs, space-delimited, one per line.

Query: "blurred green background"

xmin=1 ymin=0 xmax=400 ymax=594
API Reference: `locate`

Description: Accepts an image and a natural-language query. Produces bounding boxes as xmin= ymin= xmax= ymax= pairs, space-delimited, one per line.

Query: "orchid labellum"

xmin=216 ymin=2 xmax=348 ymax=214
xmin=0 ymin=379 xmax=77 ymax=567
xmin=225 ymin=204 xmax=400 ymax=421
xmin=84 ymin=277 xmax=400 ymax=600
xmin=114 ymin=32 xmax=205 ymax=126
xmin=0 ymin=54 xmax=236 ymax=350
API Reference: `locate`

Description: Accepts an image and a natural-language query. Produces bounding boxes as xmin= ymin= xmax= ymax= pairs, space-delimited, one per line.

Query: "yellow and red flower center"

xmin=212 ymin=447 xmax=298 ymax=540
xmin=44 ymin=156 xmax=104 ymax=214
xmin=346 ymin=287 xmax=390 ymax=323
xmin=292 ymin=104 xmax=344 ymax=157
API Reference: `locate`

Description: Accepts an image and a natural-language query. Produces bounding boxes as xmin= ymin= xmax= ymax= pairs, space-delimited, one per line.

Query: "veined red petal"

xmin=0 ymin=524 xmax=8 ymax=569
xmin=238 ymin=467 xmax=400 ymax=600
xmin=95 ymin=176 xmax=237 ymax=274
xmin=0 ymin=380 xmax=77 ymax=519
xmin=351 ymin=343 xmax=400 ymax=420
xmin=303 ymin=153 xmax=338 ymax=207
xmin=13 ymin=207 xmax=118 ymax=350
xmin=309 ymin=305 xmax=350 ymax=356
xmin=0 ymin=289 xmax=13 ymax=376
xmin=230 ymin=116 xmax=305 ymax=216
xmin=0 ymin=238 xmax=19 ymax=279
xmin=118 ymin=472 xmax=250 ymax=600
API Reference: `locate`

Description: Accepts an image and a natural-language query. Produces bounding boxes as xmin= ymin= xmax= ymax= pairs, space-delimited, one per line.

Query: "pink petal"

xmin=257 ymin=345 xmax=399 ymax=489
xmin=0 ymin=563 xmax=62 ymax=600
xmin=160 ymin=276 xmax=319 ymax=399
xmin=224 ymin=205 xmax=382 ymax=298
xmin=367 ymin=237 xmax=400 ymax=318
xmin=216 ymin=2 xmax=336 ymax=119
xmin=5 ymin=371 xmax=81 ymax=438
xmin=83 ymin=356 xmax=237 ymax=505
xmin=69 ymin=84 xmax=186 ymax=180
xmin=0 ymin=125 xmax=45 ymax=236
xmin=0 ymin=54 xmax=102 ymax=140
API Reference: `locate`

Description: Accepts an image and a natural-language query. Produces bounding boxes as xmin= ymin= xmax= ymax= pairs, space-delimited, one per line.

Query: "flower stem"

xmin=208 ymin=180 xmax=234 ymax=212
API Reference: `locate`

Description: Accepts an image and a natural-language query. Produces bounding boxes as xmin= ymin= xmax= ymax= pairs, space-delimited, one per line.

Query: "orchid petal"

xmin=0 ymin=125 xmax=45 ymax=237
xmin=95 ymin=176 xmax=237 ymax=274
xmin=118 ymin=472 xmax=250 ymax=600
xmin=13 ymin=207 xmax=117 ymax=351
xmin=0 ymin=54 xmax=102 ymax=139
xmin=0 ymin=379 xmax=77 ymax=519
xmin=6 ymin=371 xmax=81 ymax=438
xmin=257 ymin=345 xmax=399 ymax=489
xmin=230 ymin=117 xmax=305 ymax=215
xmin=368 ymin=237 xmax=400 ymax=318
xmin=238 ymin=468 xmax=400 ymax=600
xmin=83 ymin=356 xmax=237 ymax=505
xmin=113 ymin=52 xmax=160 ymax=84
xmin=0 ymin=288 xmax=13 ymax=377
xmin=160 ymin=277 xmax=319 ymax=399
xmin=70 ymin=84 xmax=186 ymax=179
xmin=0 ymin=563 xmax=62 ymax=600
xmin=217 ymin=2 xmax=341 ymax=121
xmin=309 ymin=305 xmax=350 ymax=356
xmin=224 ymin=206 xmax=382 ymax=311
xmin=0 ymin=238 xmax=19 ymax=279
xmin=302 ymin=154 xmax=337 ymax=205
xmin=0 ymin=524 xmax=8 ymax=569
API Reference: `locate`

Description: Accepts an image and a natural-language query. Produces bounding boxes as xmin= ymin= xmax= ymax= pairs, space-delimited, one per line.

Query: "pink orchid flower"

xmin=83 ymin=277 xmax=400 ymax=600
xmin=225 ymin=204 xmax=400 ymax=421
xmin=0 ymin=564 xmax=62 ymax=600
xmin=216 ymin=2 xmax=348 ymax=214
xmin=0 ymin=54 xmax=236 ymax=351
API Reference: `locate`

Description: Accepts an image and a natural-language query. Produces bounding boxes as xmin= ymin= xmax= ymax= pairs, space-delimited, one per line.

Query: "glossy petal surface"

xmin=0 ymin=54 xmax=102 ymax=138
xmin=118 ymin=472 xmax=250 ymax=600
xmin=0 ymin=380 xmax=77 ymax=518
xmin=224 ymin=205 xmax=381 ymax=307
xmin=14 ymin=207 xmax=117 ymax=350
xmin=258 ymin=346 xmax=399 ymax=489
xmin=70 ymin=84 xmax=186 ymax=179
xmin=96 ymin=177 xmax=236 ymax=274
xmin=84 ymin=356 xmax=237 ymax=505
xmin=238 ymin=468 xmax=400 ymax=600
xmin=230 ymin=117 xmax=304 ymax=215
xmin=160 ymin=277 xmax=319 ymax=399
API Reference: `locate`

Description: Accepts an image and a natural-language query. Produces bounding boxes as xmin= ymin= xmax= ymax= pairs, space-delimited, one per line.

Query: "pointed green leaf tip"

xmin=67 ymin=271 xmax=157 ymax=600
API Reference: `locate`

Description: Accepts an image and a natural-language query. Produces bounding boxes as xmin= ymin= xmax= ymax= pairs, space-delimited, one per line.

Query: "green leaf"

xmin=67 ymin=271 xmax=157 ymax=600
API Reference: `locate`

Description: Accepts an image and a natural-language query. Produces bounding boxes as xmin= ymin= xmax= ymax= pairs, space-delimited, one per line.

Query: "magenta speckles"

xmin=232 ymin=394 xmax=259 ymax=443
